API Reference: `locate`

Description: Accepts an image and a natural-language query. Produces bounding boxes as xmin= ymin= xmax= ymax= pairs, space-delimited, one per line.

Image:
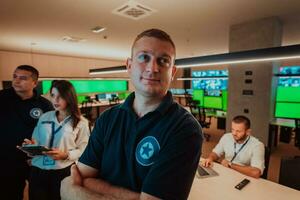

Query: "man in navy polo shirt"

xmin=61 ymin=29 xmax=203 ymax=200
xmin=0 ymin=65 xmax=53 ymax=200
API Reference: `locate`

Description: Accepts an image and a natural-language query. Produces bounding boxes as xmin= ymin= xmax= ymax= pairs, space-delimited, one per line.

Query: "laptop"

xmin=196 ymin=165 xmax=219 ymax=178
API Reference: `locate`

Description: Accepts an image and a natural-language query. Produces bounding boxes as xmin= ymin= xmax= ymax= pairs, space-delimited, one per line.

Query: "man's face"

xmin=12 ymin=69 xmax=37 ymax=94
xmin=126 ymin=36 xmax=177 ymax=98
xmin=231 ymin=122 xmax=250 ymax=143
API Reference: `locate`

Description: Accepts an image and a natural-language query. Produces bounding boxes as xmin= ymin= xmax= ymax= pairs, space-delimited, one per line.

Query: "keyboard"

xmin=197 ymin=166 xmax=210 ymax=176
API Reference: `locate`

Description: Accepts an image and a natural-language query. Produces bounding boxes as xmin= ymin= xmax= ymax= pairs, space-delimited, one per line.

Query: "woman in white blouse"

xmin=23 ymin=80 xmax=90 ymax=200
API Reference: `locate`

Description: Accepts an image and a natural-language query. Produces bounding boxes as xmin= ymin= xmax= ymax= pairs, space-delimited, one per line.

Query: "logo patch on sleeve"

xmin=30 ymin=108 xmax=43 ymax=119
xmin=135 ymin=136 xmax=160 ymax=166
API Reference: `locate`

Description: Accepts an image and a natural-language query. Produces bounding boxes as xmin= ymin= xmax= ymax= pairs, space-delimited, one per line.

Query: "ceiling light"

xmin=89 ymin=66 xmax=127 ymax=75
xmin=89 ymin=44 xmax=300 ymax=76
xmin=62 ymin=36 xmax=86 ymax=42
xmin=175 ymin=44 xmax=300 ymax=68
xmin=91 ymin=26 xmax=106 ymax=33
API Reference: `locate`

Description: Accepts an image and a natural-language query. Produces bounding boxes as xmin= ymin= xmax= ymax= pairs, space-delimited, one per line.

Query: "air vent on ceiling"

xmin=62 ymin=36 xmax=86 ymax=43
xmin=112 ymin=1 xmax=156 ymax=20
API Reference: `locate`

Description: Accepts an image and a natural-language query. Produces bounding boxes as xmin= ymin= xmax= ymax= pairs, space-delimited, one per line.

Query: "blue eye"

xmin=137 ymin=53 xmax=150 ymax=63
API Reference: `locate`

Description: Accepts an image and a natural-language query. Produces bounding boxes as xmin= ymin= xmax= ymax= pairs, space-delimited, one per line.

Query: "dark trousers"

xmin=29 ymin=165 xmax=71 ymax=200
xmin=0 ymin=163 xmax=29 ymax=200
xmin=0 ymin=174 xmax=27 ymax=200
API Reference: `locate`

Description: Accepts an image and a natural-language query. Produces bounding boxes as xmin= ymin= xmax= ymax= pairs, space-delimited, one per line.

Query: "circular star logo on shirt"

xmin=29 ymin=108 xmax=43 ymax=119
xmin=135 ymin=136 xmax=160 ymax=166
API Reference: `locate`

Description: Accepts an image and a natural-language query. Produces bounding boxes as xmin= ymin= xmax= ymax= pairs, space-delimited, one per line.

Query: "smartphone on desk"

xmin=17 ymin=145 xmax=50 ymax=156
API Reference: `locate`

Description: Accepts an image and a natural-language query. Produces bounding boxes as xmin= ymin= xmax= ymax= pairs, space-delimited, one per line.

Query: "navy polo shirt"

xmin=80 ymin=91 xmax=203 ymax=199
xmin=0 ymin=88 xmax=53 ymax=173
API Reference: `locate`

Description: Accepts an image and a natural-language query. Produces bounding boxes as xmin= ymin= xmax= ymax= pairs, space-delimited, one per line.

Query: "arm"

xmin=201 ymin=152 xmax=219 ymax=167
xmin=68 ymin=119 xmax=90 ymax=161
xmin=61 ymin=163 xmax=159 ymax=200
xmin=220 ymin=159 xmax=261 ymax=178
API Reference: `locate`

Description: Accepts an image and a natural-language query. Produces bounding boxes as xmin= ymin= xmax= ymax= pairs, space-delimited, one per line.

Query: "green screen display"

xmin=203 ymin=96 xmax=223 ymax=109
xmin=118 ymin=92 xmax=131 ymax=100
xmin=222 ymin=90 xmax=228 ymax=111
xmin=193 ymin=90 xmax=204 ymax=107
xmin=77 ymin=95 xmax=87 ymax=104
xmin=42 ymin=80 xmax=128 ymax=94
xmin=276 ymin=87 xmax=300 ymax=102
xmin=275 ymin=102 xmax=300 ymax=119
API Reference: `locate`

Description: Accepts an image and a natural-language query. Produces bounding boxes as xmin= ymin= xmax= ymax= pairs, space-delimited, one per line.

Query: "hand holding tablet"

xmin=17 ymin=145 xmax=50 ymax=156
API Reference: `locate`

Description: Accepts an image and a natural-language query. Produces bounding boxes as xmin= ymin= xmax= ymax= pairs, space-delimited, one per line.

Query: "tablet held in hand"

xmin=17 ymin=145 xmax=50 ymax=156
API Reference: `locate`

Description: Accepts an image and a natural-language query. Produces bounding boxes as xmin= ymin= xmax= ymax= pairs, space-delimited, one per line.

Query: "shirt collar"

xmin=11 ymin=88 xmax=39 ymax=101
xmin=120 ymin=91 xmax=174 ymax=116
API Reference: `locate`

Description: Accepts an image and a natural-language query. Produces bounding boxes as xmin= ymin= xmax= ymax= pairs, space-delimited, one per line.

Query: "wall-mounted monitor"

xmin=192 ymin=78 xmax=228 ymax=90
xmin=42 ymin=80 xmax=128 ymax=94
xmin=169 ymin=88 xmax=186 ymax=95
xmin=275 ymin=66 xmax=300 ymax=119
xmin=192 ymin=90 xmax=204 ymax=107
xmin=203 ymin=96 xmax=223 ymax=110
xmin=275 ymin=102 xmax=300 ymax=119
xmin=279 ymin=66 xmax=300 ymax=75
xmin=192 ymin=70 xmax=228 ymax=77
xmin=278 ymin=77 xmax=300 ymax=87
xmin=276 ymin=87 xmax=300 ymax=102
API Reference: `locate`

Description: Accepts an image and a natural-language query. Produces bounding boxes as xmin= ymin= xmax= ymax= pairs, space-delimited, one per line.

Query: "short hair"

xmin=232 ymin=115 xmax=251 ymax=129
xmin=131 ymin=28 xmax=176 ymax=56
xmin=16 ymin=65 xmax=39 ymax=81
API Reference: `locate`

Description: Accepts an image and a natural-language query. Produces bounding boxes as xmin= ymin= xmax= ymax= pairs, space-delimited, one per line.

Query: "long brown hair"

xmin=50 ymin=80 xmax=81 ymax=129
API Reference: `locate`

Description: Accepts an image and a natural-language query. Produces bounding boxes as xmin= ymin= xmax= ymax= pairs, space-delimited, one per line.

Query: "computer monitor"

xmin=279 ymin=66 xmax=300 ymax=75
xmin=203 ymin=96 xmax=223 ymax=110
xmin=96 ymin=93 xmax=107 ymax=101
xmin=42 ymin=80 xmax=128 ymax=94
xmin=275 ymin=66 xmax=300 ymax=119
xmin=193 ymin=90 xmax=204 ymax=107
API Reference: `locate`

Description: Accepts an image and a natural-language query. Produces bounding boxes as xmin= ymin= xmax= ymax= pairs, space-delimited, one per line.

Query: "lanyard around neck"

xmin=230 ymin=136 xmax=250 ymax=163
xmin=42 ymin=116 xmax=71 ymax=148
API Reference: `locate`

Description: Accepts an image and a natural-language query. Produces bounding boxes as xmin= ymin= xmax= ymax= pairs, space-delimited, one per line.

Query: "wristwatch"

xmin=228 ymin=162 xmax=232 ymax=168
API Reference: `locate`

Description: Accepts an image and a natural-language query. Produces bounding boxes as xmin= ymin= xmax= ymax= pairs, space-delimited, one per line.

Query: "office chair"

xmin=189 ymin=100 xmax=211 ymax=141
xmin=261 ymin=146 xmax=271 ymax=179
xmin=279 ymin=156 xmax=300 ymax=190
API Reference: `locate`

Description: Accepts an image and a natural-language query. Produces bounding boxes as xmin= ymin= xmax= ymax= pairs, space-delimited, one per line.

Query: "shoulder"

xmin=219 ymin=133 xmax=233 ymax=143
xmin=99 ymin=103 xmax=122 ymax=119
xmin=78 ymin=116 xmax=90 ymax=127
xmin=0 ymin=88 xmax=13 ymax=98
xmin=250 ymin=136 xmax=264 ymax=148
xmin=167 ymin=103 xmax=202 ymax=138
xmin=37 ymin=95 xmax=52 ymax=105
xmin=39 ymin=110 xmax=55 ymax=120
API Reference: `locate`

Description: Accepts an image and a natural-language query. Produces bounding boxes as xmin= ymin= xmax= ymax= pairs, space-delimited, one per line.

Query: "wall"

xmin=226 ymin=17 xmax=282 ymax=145
xmin=0 ymin=50 xmax=131 ymax=90
xmin=0 ymin=50 xmax=184 ymax=91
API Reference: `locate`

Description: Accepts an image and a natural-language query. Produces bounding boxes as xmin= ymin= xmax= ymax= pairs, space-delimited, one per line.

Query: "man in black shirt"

xmin=0 ymin=65 xmax=53 ymax=200
xmin=61 ymin=29 xmax=203 ymax=200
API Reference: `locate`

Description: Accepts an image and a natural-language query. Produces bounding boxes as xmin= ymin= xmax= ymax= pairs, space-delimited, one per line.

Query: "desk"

xmin=79 ymin=100 xmax=124 ymax=119
xmin=188 ymin=162 xmax=299 ymax=200
xmin=173 ymin=94 xmax=187 ymax=105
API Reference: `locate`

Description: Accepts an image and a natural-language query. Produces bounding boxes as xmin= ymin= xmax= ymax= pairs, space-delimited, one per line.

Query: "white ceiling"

xmin=1 ymin=0 xmax=300 ymax=61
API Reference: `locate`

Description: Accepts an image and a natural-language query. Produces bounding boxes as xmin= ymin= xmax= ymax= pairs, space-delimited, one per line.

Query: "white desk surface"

xmin=188 ymin=161 xmax=299 ymax=200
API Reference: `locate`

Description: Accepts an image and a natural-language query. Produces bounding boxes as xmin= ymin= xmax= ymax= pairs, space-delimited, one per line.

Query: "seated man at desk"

xmin=202 ymin=115 xmax=265 ymax=178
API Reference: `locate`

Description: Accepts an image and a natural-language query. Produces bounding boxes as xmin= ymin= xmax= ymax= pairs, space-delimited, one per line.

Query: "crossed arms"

xmin=60 ymin=162 xmax=161 ymax=200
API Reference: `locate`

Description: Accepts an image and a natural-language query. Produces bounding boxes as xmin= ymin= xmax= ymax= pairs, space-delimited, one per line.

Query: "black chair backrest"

xmin=279 ymin=156 xmax=300 ymax=190
xmin=261 ymin=146 xmax=271 ymax=179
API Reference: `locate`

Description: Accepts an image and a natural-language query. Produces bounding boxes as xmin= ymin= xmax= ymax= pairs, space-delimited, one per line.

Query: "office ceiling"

xmin=1 ymin=0 xmax=300 ymax=61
